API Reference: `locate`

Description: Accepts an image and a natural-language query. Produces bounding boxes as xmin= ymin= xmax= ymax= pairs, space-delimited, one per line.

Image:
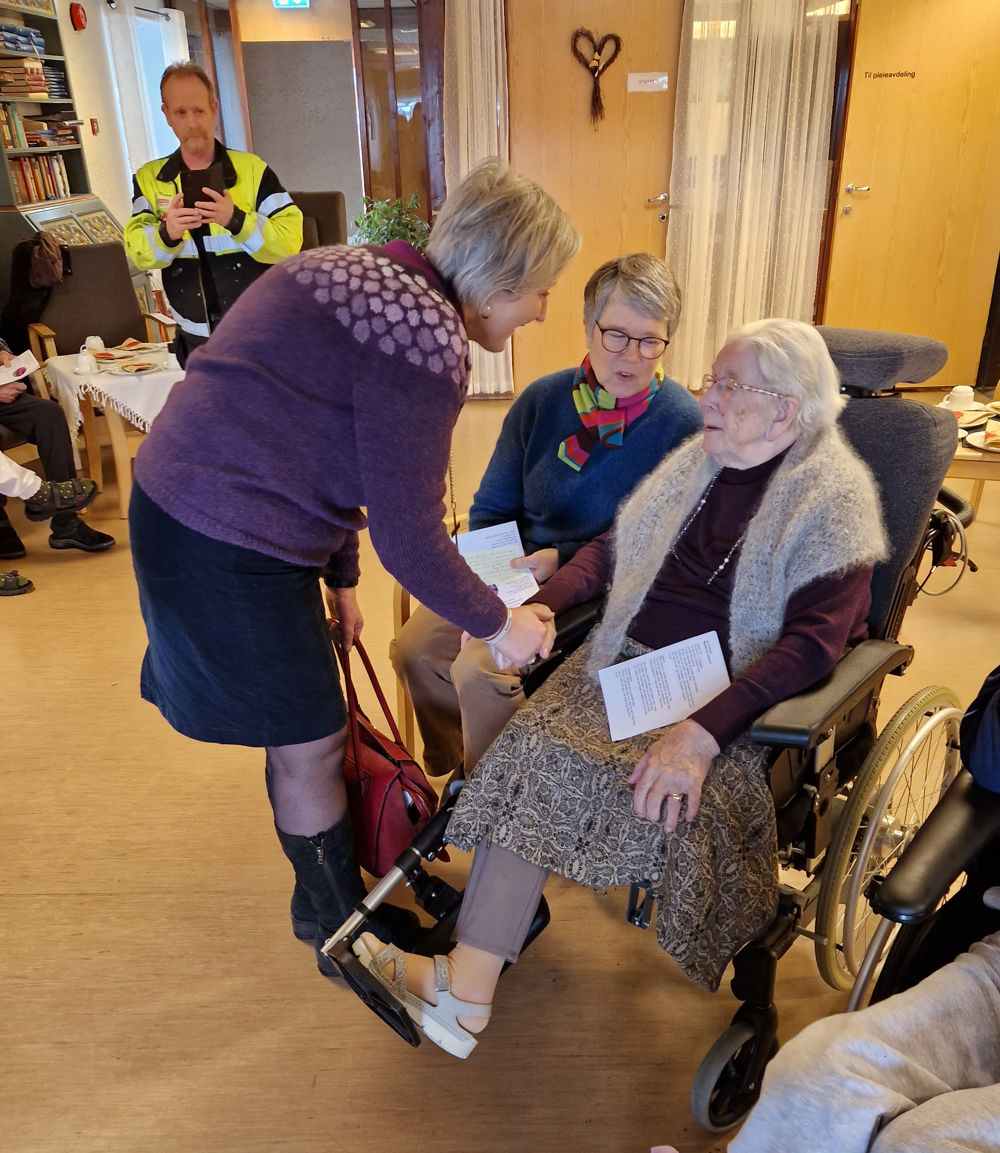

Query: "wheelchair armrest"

xmin=871 ymin=770 xmax=1000 ymax=922
xmin=749 ymin=639 xmax=912 ymax=750
xmin=521 ymin=598 xmax=603 ymax=698
xmin=937 ymin=485 xmax=975 ymax=529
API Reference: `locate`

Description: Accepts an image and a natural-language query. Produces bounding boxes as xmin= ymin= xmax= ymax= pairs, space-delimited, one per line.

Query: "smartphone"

xmin=181 ymin=162 xmax=225 ymax=209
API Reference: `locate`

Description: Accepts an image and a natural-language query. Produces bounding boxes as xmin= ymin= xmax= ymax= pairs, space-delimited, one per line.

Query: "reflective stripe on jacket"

xmin=124 ymin=141 xmax=303 ymax=337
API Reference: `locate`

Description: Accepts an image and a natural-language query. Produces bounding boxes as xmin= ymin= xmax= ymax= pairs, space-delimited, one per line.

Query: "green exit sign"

xmin=273 ymin=0 xmax=310 ymax=8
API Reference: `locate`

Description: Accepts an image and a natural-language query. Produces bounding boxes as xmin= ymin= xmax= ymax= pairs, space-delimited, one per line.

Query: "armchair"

xmin=24 ymin=242 xmax=174 ymax=491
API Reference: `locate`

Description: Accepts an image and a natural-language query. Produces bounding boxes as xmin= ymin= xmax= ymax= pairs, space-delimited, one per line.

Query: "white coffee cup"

xmin=83 ymin=335 xmax=105 ymax=352
xmin=945 ymin=385 xmax=974 ymax=410
xmin=75 ymin=351 xmax=97 ymax=374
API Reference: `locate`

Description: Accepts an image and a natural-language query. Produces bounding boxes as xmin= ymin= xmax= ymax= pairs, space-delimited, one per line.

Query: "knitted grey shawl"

xmin=587 ymin=424 xmax=888 ymax=679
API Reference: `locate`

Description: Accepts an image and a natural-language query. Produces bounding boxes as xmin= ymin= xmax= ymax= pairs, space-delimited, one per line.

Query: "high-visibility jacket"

xmin=124 ymin=141 xmax=303 ymax=340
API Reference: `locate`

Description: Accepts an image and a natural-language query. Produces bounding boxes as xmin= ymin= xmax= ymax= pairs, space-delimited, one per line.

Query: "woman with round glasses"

xmin=391 ymin=253 xmax=702 ymax=783
xmin=351 ymin=318 xmax=887 ymax=1057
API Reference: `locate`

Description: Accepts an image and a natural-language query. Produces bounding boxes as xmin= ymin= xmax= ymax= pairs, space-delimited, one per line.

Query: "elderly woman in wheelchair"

xmin=347 ymin=317 xmax=888 ymax=1058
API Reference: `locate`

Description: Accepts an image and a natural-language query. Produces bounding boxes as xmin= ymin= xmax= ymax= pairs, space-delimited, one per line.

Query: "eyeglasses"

xmin=597 ymin=324 xmax=668 ymax=360
xmin=701 ymin=374 xmax=786 ymax=400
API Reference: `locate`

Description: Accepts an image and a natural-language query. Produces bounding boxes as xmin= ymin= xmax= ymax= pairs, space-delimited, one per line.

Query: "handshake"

xmin=463 ymin=603 xmax=557 ymax=671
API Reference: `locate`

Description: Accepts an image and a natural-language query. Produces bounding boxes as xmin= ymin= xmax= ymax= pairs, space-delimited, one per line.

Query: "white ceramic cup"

xmin=84 ymin=335 xmax=105 ymax=352
xmin=945 ymin=385 xmax=974 ymax=410
xmin=75 ymin=351 xmax=97 ymax=374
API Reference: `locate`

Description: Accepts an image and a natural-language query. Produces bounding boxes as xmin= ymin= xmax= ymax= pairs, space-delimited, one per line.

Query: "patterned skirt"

xmin=446 ymin=640 xmax=779 ymax=990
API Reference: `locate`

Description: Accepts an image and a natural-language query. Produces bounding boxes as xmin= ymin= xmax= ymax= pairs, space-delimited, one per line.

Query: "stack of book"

xmin=21 ymin=114 xmax=76 ymax=147
xmin=0 ymin=57 xmax=48 ymax=99
xmin=7 ymin=151 xmax=70 ymax=202
xmin=0 ymin=24 xmax=45 ymax=55
xmin=42 ymin=63 xmax=67 ymax=98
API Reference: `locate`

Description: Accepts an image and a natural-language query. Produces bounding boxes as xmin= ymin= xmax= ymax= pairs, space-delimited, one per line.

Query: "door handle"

xmin=844 ymin=183 xmax=871 ymax=193
xmin=647 ymin=192 xmax=669 ymax=204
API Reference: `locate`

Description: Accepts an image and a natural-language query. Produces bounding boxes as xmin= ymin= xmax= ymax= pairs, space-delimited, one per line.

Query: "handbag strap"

xmin=332 ymin=629 xmax=408 ymax=749
xmin=332 ymin=625 xmax=365 ymax=769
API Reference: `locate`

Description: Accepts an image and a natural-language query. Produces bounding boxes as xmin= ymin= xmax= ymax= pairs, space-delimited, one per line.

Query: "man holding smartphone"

xmin=125 ymin=63 xmax=303 ymax=366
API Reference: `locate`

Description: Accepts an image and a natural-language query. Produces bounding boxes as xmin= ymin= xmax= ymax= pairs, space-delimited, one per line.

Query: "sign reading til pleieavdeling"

xmin=273 ymin=0 xmax=310 ymax=8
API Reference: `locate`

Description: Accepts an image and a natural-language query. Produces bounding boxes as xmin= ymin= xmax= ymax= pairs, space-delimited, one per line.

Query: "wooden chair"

xmin=290 ymin=191 xmax=348 ymax=250
xmin=23 ymin=243 xmax=174 ymax=491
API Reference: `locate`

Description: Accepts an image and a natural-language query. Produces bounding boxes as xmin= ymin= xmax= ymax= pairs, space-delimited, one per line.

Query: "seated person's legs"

xmin=390 ymin=604 xmax=467 ymax=777
xmin=870 ymin=1084 xmax=1000 ymax=1153
xmin=451 ymin=636 xmax=526 ymax=775
xmin=0 ymin=392 xmax=113 ymax=553
xmin=729 ymin=930 xmax=1000 ymax=1153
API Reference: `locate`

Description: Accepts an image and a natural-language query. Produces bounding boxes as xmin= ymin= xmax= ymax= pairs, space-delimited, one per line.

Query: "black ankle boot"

xmin=275 ymin=817 xmax=422 ymax=977
xmin=265 ymin=756 xmax=317 ymax=941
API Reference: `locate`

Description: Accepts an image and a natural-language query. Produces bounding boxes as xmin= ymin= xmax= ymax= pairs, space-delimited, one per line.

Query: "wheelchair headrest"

xmin=817 ymin=327 xmax=948 ymax=396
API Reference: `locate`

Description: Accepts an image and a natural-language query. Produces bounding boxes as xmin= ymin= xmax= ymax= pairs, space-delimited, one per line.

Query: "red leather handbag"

xmin=334 ymin=634 xmax=438 ymax=877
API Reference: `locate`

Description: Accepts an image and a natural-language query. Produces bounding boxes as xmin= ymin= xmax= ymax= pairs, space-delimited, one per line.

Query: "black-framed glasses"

xmin=597 ymin=324 xmax=668 ymax=360
xmin=701 ymin=373 xmax=786 ymax=400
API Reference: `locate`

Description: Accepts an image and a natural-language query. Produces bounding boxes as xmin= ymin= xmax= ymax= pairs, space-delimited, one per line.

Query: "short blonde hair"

xmin=583 ymin=254 xmax=682 ymax=336
xmin=727 ymin=317 xmax=845 ymax=433
xmin=426 ymin=161 xmax=580 ymax=311
xmin=160 ymin=62 xmax=215 ymax=103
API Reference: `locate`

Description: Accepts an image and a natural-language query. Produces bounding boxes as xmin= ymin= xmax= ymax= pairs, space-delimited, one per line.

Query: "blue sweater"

xmin=469 ymin=367 xmax=702 ymax=564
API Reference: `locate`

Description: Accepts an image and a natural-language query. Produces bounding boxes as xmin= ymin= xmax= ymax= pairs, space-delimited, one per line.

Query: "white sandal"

xmin=352 ymin=938 xmax=491 ymax=1059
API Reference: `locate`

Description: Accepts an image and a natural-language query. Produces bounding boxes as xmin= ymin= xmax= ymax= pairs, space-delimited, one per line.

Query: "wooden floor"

xmin=3 ymin=399 xmax=999 ymax=1153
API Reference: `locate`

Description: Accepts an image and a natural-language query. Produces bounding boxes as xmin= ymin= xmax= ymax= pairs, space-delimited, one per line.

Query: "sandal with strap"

xmin=25 ymin=477 xmax=98 ymax=522
xmin=0 ymin=570 xmax=33 ymax=596
xmin=352 ymin=938 xmax=491 ymax=1059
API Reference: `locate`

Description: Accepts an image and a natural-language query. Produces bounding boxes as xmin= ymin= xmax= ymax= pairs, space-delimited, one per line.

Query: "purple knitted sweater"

xmin=134 ymin=241 xmax=508 ymax=640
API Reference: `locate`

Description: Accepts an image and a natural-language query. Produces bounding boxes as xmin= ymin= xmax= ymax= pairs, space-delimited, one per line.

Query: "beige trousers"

xmin=389 ymin=603 xmax=525 ymax=777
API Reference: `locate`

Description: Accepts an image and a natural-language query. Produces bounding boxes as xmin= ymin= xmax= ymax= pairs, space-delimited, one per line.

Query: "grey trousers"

xmin=729 ymin=930 xmax=1000 ymax=1153
xmin=390 ymin=603 xmax=525 ymax=777
xmin=455 ymin=841 xmax=548 ymax=964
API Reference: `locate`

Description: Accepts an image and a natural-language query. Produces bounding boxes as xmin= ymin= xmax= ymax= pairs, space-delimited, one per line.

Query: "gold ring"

xmin=669 ymin=792 xmax=684 ymax=800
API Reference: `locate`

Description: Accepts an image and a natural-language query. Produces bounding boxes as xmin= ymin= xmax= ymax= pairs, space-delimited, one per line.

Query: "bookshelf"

xmin=0 ymin=1 xmax=88 ymax=209
xmin=0 ymin=0 xmax=126 ymax=299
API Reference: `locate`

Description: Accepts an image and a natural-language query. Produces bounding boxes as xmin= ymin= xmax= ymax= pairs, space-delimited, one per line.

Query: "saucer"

xmin=965 ymin=430 xmax=1000 ymax=454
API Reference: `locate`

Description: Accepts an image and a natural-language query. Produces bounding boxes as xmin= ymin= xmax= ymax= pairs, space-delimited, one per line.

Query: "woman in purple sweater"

xmin=129 ymin=162 xmax=579 ymax=974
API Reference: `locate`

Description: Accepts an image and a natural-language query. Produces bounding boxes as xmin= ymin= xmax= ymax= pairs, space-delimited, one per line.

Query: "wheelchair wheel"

xmin=815 ymin=687 xmax=962 ymax=990
xmin=690 ymin=1023 xmax=777 ymax=1133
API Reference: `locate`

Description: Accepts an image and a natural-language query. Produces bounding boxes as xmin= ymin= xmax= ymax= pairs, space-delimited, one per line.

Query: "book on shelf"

xmin=8 ymin=150 xmax=69 ymax=203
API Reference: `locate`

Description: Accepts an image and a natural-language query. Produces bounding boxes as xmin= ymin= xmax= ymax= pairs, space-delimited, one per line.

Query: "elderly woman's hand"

xmin=628 ymin=719 xmax=721 ymax=833
xmin=492 ymin=603 xmax=556 ymax=670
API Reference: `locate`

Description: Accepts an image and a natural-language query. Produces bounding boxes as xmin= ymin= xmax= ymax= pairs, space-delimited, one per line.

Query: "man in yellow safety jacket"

xmin=125 ymin=62 xmax=302 ymax=365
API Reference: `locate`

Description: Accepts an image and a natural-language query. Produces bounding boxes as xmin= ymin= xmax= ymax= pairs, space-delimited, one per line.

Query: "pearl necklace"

xmin=667 ymin=473 xmax=747 ymax=586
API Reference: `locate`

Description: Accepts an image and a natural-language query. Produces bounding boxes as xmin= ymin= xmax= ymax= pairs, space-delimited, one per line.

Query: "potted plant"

xmin=350 ymin=192 xmax=431 ymax=252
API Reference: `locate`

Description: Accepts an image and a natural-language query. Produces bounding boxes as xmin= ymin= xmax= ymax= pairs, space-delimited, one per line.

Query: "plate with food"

xmin=94 ymin=348 xmax=140 ymax=362
xmin=114 ymin=338 xmax=168 ymax=353
xmin=109 ymin=359 xmax=162 ymax=375
xmin=965 ymin=427 xmax=1000 ymax=453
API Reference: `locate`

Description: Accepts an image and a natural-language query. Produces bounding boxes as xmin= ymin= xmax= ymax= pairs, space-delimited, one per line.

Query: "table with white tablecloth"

xmin=45 ymin=353 xmax=184 ymax=517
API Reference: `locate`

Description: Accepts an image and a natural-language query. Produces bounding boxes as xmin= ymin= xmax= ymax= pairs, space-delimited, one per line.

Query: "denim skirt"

xmin=130 ymin=482 xmax=347 ymax=747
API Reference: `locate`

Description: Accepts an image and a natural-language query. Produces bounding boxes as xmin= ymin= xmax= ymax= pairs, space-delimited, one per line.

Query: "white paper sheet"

xmin=598 ymin=631 xmax=731 ymax=741
xmin=456 ymin=521 xmax=540 ymax=608
xmin=0 ymin=350 xmax=40 ymax=385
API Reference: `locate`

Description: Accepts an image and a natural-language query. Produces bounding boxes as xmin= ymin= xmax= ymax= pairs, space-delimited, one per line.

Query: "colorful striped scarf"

xmin=557 ymin=355 xmax=664 ymax=472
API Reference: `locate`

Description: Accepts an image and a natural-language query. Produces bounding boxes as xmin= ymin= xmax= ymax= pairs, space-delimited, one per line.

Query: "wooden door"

xmin=821 ymin=0 xmax=1000 ymax=390
xmin=506 ymin=0 xmax=684 ymax=389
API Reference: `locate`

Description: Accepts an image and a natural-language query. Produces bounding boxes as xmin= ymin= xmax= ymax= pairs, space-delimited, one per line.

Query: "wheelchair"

xmin=327 ymin=327 xmax=974 ymax=1132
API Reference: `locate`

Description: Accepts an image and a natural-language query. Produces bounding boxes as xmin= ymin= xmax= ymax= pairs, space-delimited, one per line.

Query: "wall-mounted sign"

xmin=627 ymin=72 xmax=670 ymax=93
xmin=273 ymin=0 xmax=310 ymax=8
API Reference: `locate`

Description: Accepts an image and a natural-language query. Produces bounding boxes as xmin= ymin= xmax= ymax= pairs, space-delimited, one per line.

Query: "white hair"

xmin=726 ymin=317 xmax=846 ymax=432
xmin=425 ymin=160 xmax=580 ymax=311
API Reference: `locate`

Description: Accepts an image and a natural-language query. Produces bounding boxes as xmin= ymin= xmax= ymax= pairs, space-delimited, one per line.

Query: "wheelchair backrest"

xmin=838 ymin=396 xmax=956 ymax=641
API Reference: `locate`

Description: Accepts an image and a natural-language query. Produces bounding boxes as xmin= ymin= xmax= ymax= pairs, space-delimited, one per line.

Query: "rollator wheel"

xmin=690 ymin=1023 xmax=776 ymax=1133
xmin=815 ymin=687 xmax=962 ymax=990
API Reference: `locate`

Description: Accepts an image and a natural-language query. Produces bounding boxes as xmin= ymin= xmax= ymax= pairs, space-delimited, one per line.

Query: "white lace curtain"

xmin=442 ymin=0 xmax=512 ymax=396
xmin=665 ymin=0 xmax=840 ymax=389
